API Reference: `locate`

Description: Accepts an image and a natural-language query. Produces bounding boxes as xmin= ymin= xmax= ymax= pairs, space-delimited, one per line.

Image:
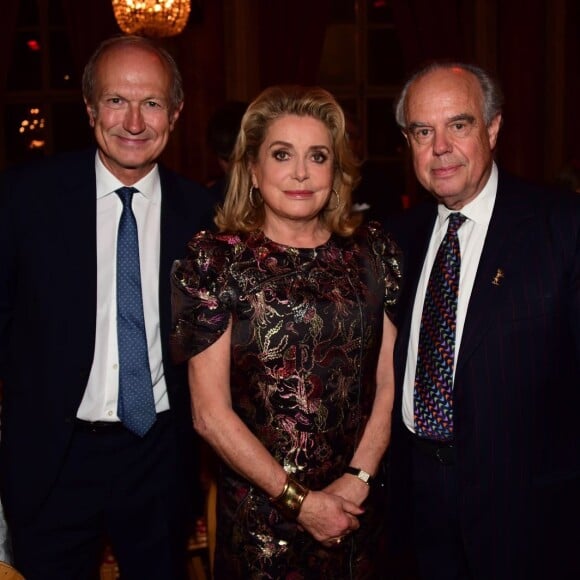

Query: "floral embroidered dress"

xmin=171 ymin=223 xmax=401 ymax=579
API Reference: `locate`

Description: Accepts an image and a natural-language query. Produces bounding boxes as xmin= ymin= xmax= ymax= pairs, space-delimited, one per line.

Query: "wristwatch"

xmin=345 ymin=466 xmax=373 ymax=485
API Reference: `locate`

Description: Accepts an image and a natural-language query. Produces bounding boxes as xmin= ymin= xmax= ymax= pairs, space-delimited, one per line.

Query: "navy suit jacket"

xmin=387 ymin=171 xmax=580 ymax=578
xmin=0 ymin=149 xmax=217 ymax=524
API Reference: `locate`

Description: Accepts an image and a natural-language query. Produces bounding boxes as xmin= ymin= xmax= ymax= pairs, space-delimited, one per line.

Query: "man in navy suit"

xmin=0 ymin=36 xmax=215 ymax=578
xmin=386 ymin=62 xmax=580 ymax=579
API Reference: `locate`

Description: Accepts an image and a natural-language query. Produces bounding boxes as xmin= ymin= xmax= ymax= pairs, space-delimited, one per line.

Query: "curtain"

xmin=495 ymin=0 xmax=546 ymax=180
xmin=0 ymin=0 xmax=20 ymax=90
xmin=257 ymin=0 xmax=332 ymax=87
xmin=391 ymin=0 xmax=475 ymax=72
xmin=389 ymin=0 xmax=570 ymax=183
xmin=61 ymin=0 xmax=120 ymax=79
xmin=565 ymin=1 xmax=580 ymax=165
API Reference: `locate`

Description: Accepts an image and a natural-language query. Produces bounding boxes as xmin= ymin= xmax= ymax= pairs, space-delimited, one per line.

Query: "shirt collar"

xmin=437 ymin=162 xmax=498 ymax=229
xmin=94 ymin=151 xmax=161 ymax=204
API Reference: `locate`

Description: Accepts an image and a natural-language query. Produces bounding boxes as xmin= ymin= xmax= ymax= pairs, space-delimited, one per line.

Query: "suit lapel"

xmin=54 ymin=152 xmax=98 ymax=342
xmin=394 ymin=205 xmax=437 ymax=376
xmin=456 ymin=176 xmax=536 ymax=373
xmin=158 ymin=167 xmax=199 ymax=356
xmin=158 ymin=168 xmax=179 ymax=350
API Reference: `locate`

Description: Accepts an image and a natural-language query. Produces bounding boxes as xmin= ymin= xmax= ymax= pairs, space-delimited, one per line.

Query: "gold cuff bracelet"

xmin=270 ymin=475 xmax=310 ymax=520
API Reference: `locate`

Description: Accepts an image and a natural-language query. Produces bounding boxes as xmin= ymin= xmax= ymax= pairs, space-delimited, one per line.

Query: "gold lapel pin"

xmin=492 ymin=268 xmax=504 ymax=286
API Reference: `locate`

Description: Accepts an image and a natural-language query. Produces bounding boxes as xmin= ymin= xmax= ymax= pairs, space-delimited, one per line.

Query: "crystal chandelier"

xmin=112 ymin=1 xmax=191 ymax=38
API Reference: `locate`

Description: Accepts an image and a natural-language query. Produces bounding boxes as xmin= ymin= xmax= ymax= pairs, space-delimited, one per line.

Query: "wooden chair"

xmin=186 ymin=526 xmax=208 ymax=580
xmin=186 ymin=476 xmax=217 ymax=580
xmin=0 ymin=562 xmax=25 ymax=580
xmin=205 ymin=478 xmax=217 ymax=577
xmin=99 ymin=544 xmax=119 ymax=580
xmin=98 ymin=477 xmax=216 ymax=580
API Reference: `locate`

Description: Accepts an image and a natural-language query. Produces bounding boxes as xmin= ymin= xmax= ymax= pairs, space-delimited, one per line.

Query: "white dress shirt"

xmin=402 ymin=163 xmax=498 ymax=432
xmin=77 ymin=154 xmax=169 ymax=421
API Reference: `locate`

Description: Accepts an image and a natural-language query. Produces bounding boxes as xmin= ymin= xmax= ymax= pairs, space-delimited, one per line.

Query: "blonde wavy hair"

xmin=215 ymin=85 xmax=361 ymax=236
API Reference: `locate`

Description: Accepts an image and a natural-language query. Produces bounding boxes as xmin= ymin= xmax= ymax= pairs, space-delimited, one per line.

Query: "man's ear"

xmin=84 ymin=99 xmax=96 ymax=128
xmin=487 ymin=114 xmax=502 ymax=150
xmin=169 ymin=101 xmax=184 ymax=131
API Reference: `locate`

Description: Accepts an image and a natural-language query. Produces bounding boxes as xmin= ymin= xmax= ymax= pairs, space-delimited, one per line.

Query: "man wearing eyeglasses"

xmin=386 ymin=62 xmax=580 ymax=580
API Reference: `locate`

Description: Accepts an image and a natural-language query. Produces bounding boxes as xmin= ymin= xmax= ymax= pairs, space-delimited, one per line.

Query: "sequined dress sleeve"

xmin=170 ymin=230 xmax=239 ymax=362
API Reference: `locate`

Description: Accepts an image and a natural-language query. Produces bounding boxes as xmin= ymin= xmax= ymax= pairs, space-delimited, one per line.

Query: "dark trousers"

xmin=411 ymin=442 xmax=471 ymax=580
xmin=11 ymin=412 xmax=191 ymax=580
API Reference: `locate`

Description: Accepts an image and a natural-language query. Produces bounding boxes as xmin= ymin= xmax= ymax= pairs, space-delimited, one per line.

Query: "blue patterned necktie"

xmin=115 ymin=186 xmax=156 ymax=437
xmin=414 ymin=212 xmax=467 ymax=441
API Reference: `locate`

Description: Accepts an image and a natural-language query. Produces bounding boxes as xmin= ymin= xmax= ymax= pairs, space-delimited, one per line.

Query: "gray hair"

xmin=394 ymin=61 xmax=504 ymax=129
xmin=82 ymin=35 xmax=184 ymax=115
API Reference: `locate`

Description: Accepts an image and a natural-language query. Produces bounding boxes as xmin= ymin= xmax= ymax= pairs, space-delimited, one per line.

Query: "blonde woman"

xmin=172 ymin=86 xmax=402 ymax=578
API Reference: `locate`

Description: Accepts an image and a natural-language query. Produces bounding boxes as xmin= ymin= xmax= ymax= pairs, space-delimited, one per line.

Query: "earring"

xmin=249 ymin=186 xmax=263 ymax=209
xmin=327 ymin=189 xmax=340 ymax=211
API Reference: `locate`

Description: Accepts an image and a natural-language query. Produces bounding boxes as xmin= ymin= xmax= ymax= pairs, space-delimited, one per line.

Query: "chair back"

xmin=0 ymin=562 xmax=25 ymax=580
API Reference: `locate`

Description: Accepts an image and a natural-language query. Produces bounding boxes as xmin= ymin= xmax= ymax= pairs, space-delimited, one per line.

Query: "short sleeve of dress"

xmin=170 ymin=230 xmax=236 ymax=363
xmin=366 ymin=221 xmax=403 ymax=322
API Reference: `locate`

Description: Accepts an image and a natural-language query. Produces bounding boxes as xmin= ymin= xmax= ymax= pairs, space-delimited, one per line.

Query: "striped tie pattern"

xmin=414 ymin=212 xmax=466 ymax=441
xmin=116 ymin=187 xmax=157 ymax=437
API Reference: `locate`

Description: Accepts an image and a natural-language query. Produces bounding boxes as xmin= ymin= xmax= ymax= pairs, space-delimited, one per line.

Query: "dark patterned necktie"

xmin=414 ymin=212 xmax=466 ymax=441
xmin=115 ymin=187 xmax=156 ymax=437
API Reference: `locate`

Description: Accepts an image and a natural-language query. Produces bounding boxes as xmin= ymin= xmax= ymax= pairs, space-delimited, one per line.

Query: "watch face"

xmin=359 ymin=470 xmax=370 ymax=483
xmin=346 ymin=466 xmax=372 ymax=485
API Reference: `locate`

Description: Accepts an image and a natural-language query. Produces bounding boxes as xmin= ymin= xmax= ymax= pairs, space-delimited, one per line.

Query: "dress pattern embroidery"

xmin=171 ymin=223 xmax=401 ymax=579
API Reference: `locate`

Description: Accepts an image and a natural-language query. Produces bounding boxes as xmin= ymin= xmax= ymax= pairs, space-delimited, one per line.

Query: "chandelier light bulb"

xmin=112 ymin=0 xmax=191 ymax=38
